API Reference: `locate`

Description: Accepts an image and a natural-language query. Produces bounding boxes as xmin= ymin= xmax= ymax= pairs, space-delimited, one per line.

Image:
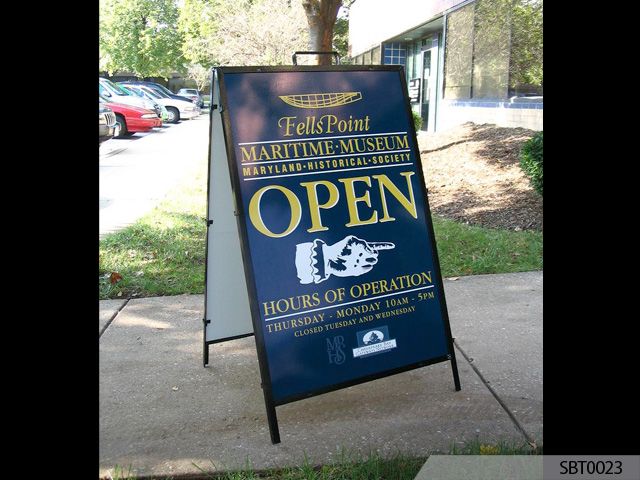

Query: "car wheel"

xmin=166 ymin=107 xmax=180 ymax=123
xmin=115 ymin=114 xmax=128 ymax=137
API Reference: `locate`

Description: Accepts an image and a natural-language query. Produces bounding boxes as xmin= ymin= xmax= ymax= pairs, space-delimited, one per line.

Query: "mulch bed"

xmin=417 ymin=122 xmax=543 ymax=231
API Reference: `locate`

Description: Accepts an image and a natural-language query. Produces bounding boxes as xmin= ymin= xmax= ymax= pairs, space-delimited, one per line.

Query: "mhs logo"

xmin=326 ymin=336 xmax=346 ymax=365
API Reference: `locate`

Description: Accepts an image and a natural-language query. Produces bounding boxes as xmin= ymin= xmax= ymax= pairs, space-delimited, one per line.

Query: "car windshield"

xmin=120 ymin=85 xmax=142 ymax=97
xmin=136 ymin=90 xmax=152 ymax=100
xmin=100 ymin=78 xmax=130 ymax=96
xmin=140 ymin=87 xmax=162 ymax=99
xmin=152 ymin=83 xmax=174 ymax=95
xmin=145 ymin=86 xmax=171 ymax=98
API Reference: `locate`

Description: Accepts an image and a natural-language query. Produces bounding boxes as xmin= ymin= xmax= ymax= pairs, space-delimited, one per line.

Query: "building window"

xmin=508 ymin=0 xmax=543 ymax=96
xmin=444 ymin=4 xmax=474 ymax=99
xmin=406 ymin=44 xmax=415 ymax=79
xmin=383 ymin=42 xmax=406 ymax=66
xmin=351 ymin=46 xmax=382 ymax=66
xmin=371 ymin=46 xmax=381 ymax=64
xmin=444 ymin=0 xmax=543 ymax=99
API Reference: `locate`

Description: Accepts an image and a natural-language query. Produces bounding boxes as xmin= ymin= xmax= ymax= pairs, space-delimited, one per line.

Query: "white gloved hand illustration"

xmin=295 ymin=235 xmax=395 ymax=284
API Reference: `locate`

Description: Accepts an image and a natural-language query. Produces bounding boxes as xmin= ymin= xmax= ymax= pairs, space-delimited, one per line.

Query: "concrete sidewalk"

xmin=99 ymin=115 xmax=209 ymax=239
xmin=99 ymin=271 xmax=542 ymax=478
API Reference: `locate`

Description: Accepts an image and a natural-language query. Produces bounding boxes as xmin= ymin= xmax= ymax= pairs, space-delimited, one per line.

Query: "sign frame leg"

xmin=203 ymin=341 xmax=210 ymax=368
xmin=265 ymin=396 xmax=281 ymax=444
xmin=449 ymin=348 xmax=462 ymax=391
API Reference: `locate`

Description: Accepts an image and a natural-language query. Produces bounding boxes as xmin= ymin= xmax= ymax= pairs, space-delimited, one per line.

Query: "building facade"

xmin=349 ymin=0 xmax=543 ymax=132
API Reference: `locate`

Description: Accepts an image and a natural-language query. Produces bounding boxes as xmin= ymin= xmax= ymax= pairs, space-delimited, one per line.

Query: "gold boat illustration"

xmin=279 ymin=92 xmax=363 ymax=109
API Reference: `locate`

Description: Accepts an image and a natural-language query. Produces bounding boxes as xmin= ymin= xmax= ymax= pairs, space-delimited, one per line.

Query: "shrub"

xmin=412 ymin=110 xmax=423 ymax=132
xmin=520 ymin=131 xmax=543 ymax=195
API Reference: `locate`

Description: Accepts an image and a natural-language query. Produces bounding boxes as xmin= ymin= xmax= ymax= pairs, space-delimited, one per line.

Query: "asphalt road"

xmin=99 ymin=112 xmax=210 ymax=239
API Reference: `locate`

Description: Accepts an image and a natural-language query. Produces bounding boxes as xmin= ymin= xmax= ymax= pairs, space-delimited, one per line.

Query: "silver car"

xmin=119 ymin=83 xmax=200 ymax=123
xmin=177 ymin=88 xmax=205 ymax=108
xmin=99 ymin=78 xmax=163 ymax=119
xmin=99 ymin=100 xmax=118 ymax=143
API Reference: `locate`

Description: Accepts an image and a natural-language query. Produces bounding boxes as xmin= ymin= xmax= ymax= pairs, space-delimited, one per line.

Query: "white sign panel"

xmin=204 ymin=71 xmax=253 ymax=344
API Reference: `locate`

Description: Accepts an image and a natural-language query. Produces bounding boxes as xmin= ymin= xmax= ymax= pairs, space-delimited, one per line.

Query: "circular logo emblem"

xmin=363 ymin=330 xmax=384 ymax=345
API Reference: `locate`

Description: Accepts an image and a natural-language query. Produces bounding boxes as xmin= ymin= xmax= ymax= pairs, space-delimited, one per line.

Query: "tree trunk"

xmin=302 ymin=0 xmax=342 ymax=65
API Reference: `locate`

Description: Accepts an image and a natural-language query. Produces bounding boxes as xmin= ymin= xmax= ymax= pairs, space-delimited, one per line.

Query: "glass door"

xmin=420 ymin=46 xmax=440 ymax=132
xmin=420 ymin=50 xmax=432 ymax=130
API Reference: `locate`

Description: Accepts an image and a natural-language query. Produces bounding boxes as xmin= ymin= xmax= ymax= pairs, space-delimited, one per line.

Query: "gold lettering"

xmin=248 ymin=185 xmax=301 ymax=238
xmin=339 ymin=176 xmax=378 ymax=227
xmin=300 ymin=180 xmax=340 ymax=233
xmin=374 ymin=172 xmax=417 ymax=222
xmin=240 ymin=146 xmax=257 ymax=162
xmin=278 ymin=116 xmax=296 ymax=137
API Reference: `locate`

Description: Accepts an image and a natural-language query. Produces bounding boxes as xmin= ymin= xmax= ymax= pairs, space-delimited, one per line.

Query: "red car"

xmin=100 ymin=95 xmax=162 ymax=137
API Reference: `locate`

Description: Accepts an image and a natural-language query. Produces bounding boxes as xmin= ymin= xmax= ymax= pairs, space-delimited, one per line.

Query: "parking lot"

xmin=99 ymin=112 xmax=210 ymax=238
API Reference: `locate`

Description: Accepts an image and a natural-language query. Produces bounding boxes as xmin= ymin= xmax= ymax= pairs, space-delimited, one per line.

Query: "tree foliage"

xmin=179 ymin=0 xmax=309 ymax=67
xmin=333 ymin=15 xmax=349 ymax=63
xmin=186 ymin=63 xmax=211 ymax=92
xmin=100 ymin=0 xmax=184 ymax=78
xmin=333 ymin=2 xmax=356 ymax=64
xmin=178 ymin=0 xmax=221 ymax=69
xmin=101 ymin=0 xmax=347 ymax=76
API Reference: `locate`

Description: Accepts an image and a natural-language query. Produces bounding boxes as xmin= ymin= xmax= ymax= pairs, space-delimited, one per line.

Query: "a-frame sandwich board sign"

xmin=205 ymin=65 xmax=461 ymax=444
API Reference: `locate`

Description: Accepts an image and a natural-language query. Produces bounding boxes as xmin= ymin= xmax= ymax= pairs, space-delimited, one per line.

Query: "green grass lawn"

xmin=433 ymin=216 xmax=542 ymax=277
xmin=109 ymin=453 xmax=424 ymax=480
xmin=108 ymin=440 xmax=541 ymax=479
xmin=99 ymin=163 xmax=542 ymax=299
xmin=99 ymin=160 xmax=207 ymax=299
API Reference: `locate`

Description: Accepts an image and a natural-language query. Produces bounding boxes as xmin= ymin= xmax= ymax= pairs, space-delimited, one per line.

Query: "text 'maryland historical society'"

xmin=220 ymin=68 xmax=451 ymax=404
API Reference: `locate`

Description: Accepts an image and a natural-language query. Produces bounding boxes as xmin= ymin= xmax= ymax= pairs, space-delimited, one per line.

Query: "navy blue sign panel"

xmin=218 ymin=66 xmax=455 ymax=405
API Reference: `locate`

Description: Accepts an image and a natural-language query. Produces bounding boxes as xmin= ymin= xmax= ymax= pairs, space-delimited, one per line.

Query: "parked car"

xmin=119 ymin=84 xmax=170 ymax=123
xmin=100 ymin=95 xmax=162 ymax=137
xmin=99 ymin=102 xmax=117 ymax=143
xmin=177 ymin=88 xmax=205 ymax=108
xmin=121 ymin=80 xmax=202 ymax=117
xmin=118 ymin=83 xmax=200 ymax=123
xmin=99 ymin=78 xmax=163 ymax=119
xmin=119 ymin=80 xmax=193 ymax=103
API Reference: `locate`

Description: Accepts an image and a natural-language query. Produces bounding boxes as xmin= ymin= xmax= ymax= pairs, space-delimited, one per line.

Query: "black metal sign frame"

xmin=212 ymin=65 xmax=461 ymax=444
